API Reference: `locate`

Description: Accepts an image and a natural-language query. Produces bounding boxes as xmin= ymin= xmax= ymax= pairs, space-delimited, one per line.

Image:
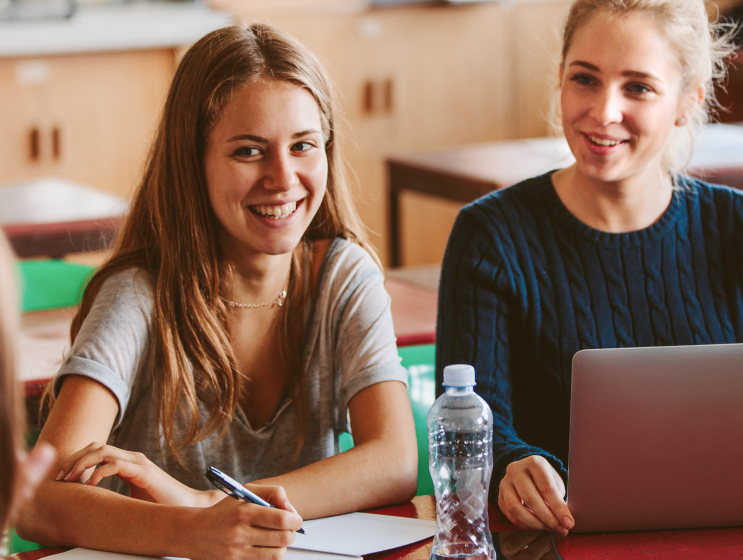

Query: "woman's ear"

xmin=677 ymin=84 xmax=705 ymax=126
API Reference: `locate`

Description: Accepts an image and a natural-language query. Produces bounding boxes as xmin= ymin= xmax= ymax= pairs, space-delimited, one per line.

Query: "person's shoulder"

xmin=322 ymin=237 xmax=381 ymax=276
xmin=676 ymin=175 xmax=743 ymax=211
xmin=314 ymin=238 xmax=382 ymax=299
xmin=451 ymin=171 xmax=556 ymax=245
xmin=93 ymin=267 xmax=155 ymax=312
xmin=311 ymin=238 xmax=385 ymax=323
xmin=465 ymin=171 xmax=555 ymax=214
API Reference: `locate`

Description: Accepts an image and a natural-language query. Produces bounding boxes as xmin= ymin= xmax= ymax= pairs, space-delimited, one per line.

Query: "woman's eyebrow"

xmin=293 ymin=128 xmax=322 ymax=138
xmin=569 ymin=60 xmax=599 ymax=71
xmin=226 ymin=129 xmax=322 ymax=143
xmin=569 ymin=61 xmax=661 ymax=81
xmin=622 ymin=70 xmax=661 ymax=81
xmin=227 ymin=134 xmax=268 ymax=143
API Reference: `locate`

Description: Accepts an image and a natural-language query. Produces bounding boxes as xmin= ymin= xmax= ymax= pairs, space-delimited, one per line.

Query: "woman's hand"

xmin=56 ymin=442 xmax=215 ymax=507
xmin=498 ymin=455 xmax=574 ymax=536
xmin=186 ymin=484 xmax=302 ymax=560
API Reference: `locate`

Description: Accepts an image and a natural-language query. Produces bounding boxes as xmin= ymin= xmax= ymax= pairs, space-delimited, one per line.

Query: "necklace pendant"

xmin=223 ymin=286 xmax=289 ymax=310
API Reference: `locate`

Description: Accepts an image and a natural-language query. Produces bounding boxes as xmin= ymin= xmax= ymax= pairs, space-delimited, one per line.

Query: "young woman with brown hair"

xmin=0 ymin=233 xmax=55 ymax=536
xmin=17 ymin=24 xmax=417 ymax=559
xmin=436 ymin=0 xmax=740 ymax=538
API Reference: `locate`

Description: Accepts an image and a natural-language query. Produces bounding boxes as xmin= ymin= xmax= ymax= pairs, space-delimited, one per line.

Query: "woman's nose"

xmin=590 ymin=88 xmax=624 ymax=126
xmin=265 ymin=152 xmax=299 ymax=191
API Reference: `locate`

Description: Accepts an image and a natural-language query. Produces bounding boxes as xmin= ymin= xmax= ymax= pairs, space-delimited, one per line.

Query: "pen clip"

xmin=205 ymin=468 xmax=241 ymax=501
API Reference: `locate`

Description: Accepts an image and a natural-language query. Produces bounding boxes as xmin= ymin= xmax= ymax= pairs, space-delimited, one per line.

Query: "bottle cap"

xmin=442 ymin=364 xmax=476 ymax=387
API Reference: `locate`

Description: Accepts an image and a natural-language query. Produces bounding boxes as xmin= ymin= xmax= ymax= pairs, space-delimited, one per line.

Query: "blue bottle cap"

xmin=443 ymin=364 xmax=476 ymax=387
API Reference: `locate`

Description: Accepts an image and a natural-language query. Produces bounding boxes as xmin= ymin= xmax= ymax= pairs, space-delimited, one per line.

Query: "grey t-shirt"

xmin=54 ymin=238 xmax=408 ymax=494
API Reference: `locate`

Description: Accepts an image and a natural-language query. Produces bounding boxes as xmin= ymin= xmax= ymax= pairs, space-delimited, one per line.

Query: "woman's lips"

xmin=583 ymin=133 xmax=627 ymax=155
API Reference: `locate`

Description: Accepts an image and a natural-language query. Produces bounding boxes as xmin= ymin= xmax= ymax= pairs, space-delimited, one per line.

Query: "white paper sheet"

xmin=292 ymin=512 xmax=436 ymax=556
xmin=49 ymin=511 xmax=434 ymax=560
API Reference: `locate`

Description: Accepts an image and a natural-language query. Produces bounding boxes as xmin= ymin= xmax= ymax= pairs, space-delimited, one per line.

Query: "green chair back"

xmin=399 ymin=344 xmax=435 ymax=496
xmin=16 ymin=259 xmax=95 ymax=313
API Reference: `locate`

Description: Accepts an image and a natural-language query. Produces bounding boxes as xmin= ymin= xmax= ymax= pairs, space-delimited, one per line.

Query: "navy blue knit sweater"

xmin=436 ymin=171 xmax=743 ymax=489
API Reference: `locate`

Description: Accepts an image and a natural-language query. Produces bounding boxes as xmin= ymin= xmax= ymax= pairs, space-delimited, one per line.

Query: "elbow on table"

xmin=14 ymin=498 xmax=54 ymax=547
xmin=393 ymin=443 xmax=419 ymax=503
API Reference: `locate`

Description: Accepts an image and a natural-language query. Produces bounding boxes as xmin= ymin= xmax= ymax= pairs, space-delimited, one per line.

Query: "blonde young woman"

xmin=17 ymin=25 xmax=417 ymax=559
xmin=0 ymin=234 xmax=55 ymax=539
xmin=436 ymin=0 xmax=741 ymax=537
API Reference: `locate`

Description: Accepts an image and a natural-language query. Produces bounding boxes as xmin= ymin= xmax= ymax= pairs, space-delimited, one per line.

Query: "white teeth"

xmin=588 ymin=135 xmax=621 ymax=147
xmin=252 ymin=201 xmax=297 ymax=219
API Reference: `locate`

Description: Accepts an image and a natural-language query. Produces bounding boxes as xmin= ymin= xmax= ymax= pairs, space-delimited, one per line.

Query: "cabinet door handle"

xmin=29 ymin=127 xmax=40 ymax=162
xmin=52 ymin=126 xmax=61 ymax=160
xmin=383 ymin=79 xmax=393 ymax=113
xmin=363 ymin=80 xmax=375 ymax=114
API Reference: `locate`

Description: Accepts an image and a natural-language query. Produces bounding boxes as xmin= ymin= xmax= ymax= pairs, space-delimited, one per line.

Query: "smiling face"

xmin=560 ymin=11 xmax=691 ymax=186
xmin=203 ymin=79 xmax=328 ymax=259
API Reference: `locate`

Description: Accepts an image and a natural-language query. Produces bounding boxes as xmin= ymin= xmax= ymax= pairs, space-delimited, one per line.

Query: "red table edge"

xmin=397 ymin=333 xmax=436 ymax=347
xmin=1 ymin=217 xmax=123 ymax=239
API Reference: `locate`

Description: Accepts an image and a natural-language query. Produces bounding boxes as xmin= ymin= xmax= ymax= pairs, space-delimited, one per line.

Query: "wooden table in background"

xmin=387 ymin=123 xmax=743 ymax=266
xmin=0 ymin=177 xmax=127 ymax=258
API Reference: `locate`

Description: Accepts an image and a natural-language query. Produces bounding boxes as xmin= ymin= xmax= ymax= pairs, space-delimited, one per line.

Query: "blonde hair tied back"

xmin=552 ymin=0 xmax=737 ymax=177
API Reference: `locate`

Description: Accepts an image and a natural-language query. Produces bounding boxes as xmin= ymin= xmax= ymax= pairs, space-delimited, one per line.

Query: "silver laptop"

xmin=567 ymin=343 xmax=743 ymax=533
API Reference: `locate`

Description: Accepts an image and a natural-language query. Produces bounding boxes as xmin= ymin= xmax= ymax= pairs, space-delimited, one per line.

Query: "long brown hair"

xmin=62 ymin=24 xmax=377 ymax=462
xmin=0 ymin=233 xmax=22 ymax=528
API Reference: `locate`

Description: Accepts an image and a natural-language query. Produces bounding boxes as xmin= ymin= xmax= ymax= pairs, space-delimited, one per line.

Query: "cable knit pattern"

xmin=436 ymin=171 xmax=743 ymax=492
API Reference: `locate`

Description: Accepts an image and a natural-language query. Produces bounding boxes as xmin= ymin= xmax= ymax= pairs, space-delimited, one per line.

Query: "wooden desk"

xmin=0 ymin=177 xmax=128 ymax=258
xmin=12 ymin=495 xmax=743 ymax=560
xmin=387 ymin=123 xmax=743 ymax=266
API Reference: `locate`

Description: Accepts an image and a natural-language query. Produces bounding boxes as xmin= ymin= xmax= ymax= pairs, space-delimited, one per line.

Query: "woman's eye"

xmin=233 ymin=146 xmax=261 ymax=158
xmin=627 ymin=83 xmax=652 ymax=95
xmin=291 ymin=141 xmax=314 ymax=153
xmin=570 ymin=73 xmax=595 ymax=86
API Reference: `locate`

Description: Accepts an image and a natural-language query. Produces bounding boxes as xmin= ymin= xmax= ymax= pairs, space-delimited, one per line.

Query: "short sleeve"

xmin=54 ymin=268 xmax=154 ymax=429
xmin=318 ymin=242 xmax=409 ymax=433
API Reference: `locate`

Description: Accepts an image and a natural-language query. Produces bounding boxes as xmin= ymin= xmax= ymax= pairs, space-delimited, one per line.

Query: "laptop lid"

xmin=567 ymin=343 xmax=743 ymax=533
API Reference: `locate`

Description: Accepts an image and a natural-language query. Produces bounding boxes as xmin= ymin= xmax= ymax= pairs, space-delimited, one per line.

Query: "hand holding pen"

xmin=206 ymin=466 xmax=306 ymax=534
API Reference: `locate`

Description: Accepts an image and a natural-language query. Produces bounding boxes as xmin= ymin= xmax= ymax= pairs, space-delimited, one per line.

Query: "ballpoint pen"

xmin=205 ymin=466 xmax=306 ymax=534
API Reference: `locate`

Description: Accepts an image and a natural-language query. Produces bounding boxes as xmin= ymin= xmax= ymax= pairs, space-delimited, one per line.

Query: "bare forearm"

xmin=16 ymin=480 xmax=197 ymax=557
xmin=255 ymin=439 xmax=418 ymax=519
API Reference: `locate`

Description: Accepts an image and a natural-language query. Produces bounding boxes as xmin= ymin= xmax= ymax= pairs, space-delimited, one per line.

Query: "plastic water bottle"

xmin=429 ymin=364 xmax=495 ymax=560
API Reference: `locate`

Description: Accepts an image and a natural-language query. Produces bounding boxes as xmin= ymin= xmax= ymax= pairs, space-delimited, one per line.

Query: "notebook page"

xmin=290 ymin=512 xmax=436 ymax=556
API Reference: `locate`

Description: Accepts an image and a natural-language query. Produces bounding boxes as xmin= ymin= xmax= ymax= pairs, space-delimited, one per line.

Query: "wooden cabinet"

xmin=0 ymin=49 xmax=174 ymax=198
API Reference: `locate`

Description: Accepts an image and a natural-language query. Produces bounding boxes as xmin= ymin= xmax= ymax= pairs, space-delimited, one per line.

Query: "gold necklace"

xmin=223 ymin=288 xmax=288 ymax=309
